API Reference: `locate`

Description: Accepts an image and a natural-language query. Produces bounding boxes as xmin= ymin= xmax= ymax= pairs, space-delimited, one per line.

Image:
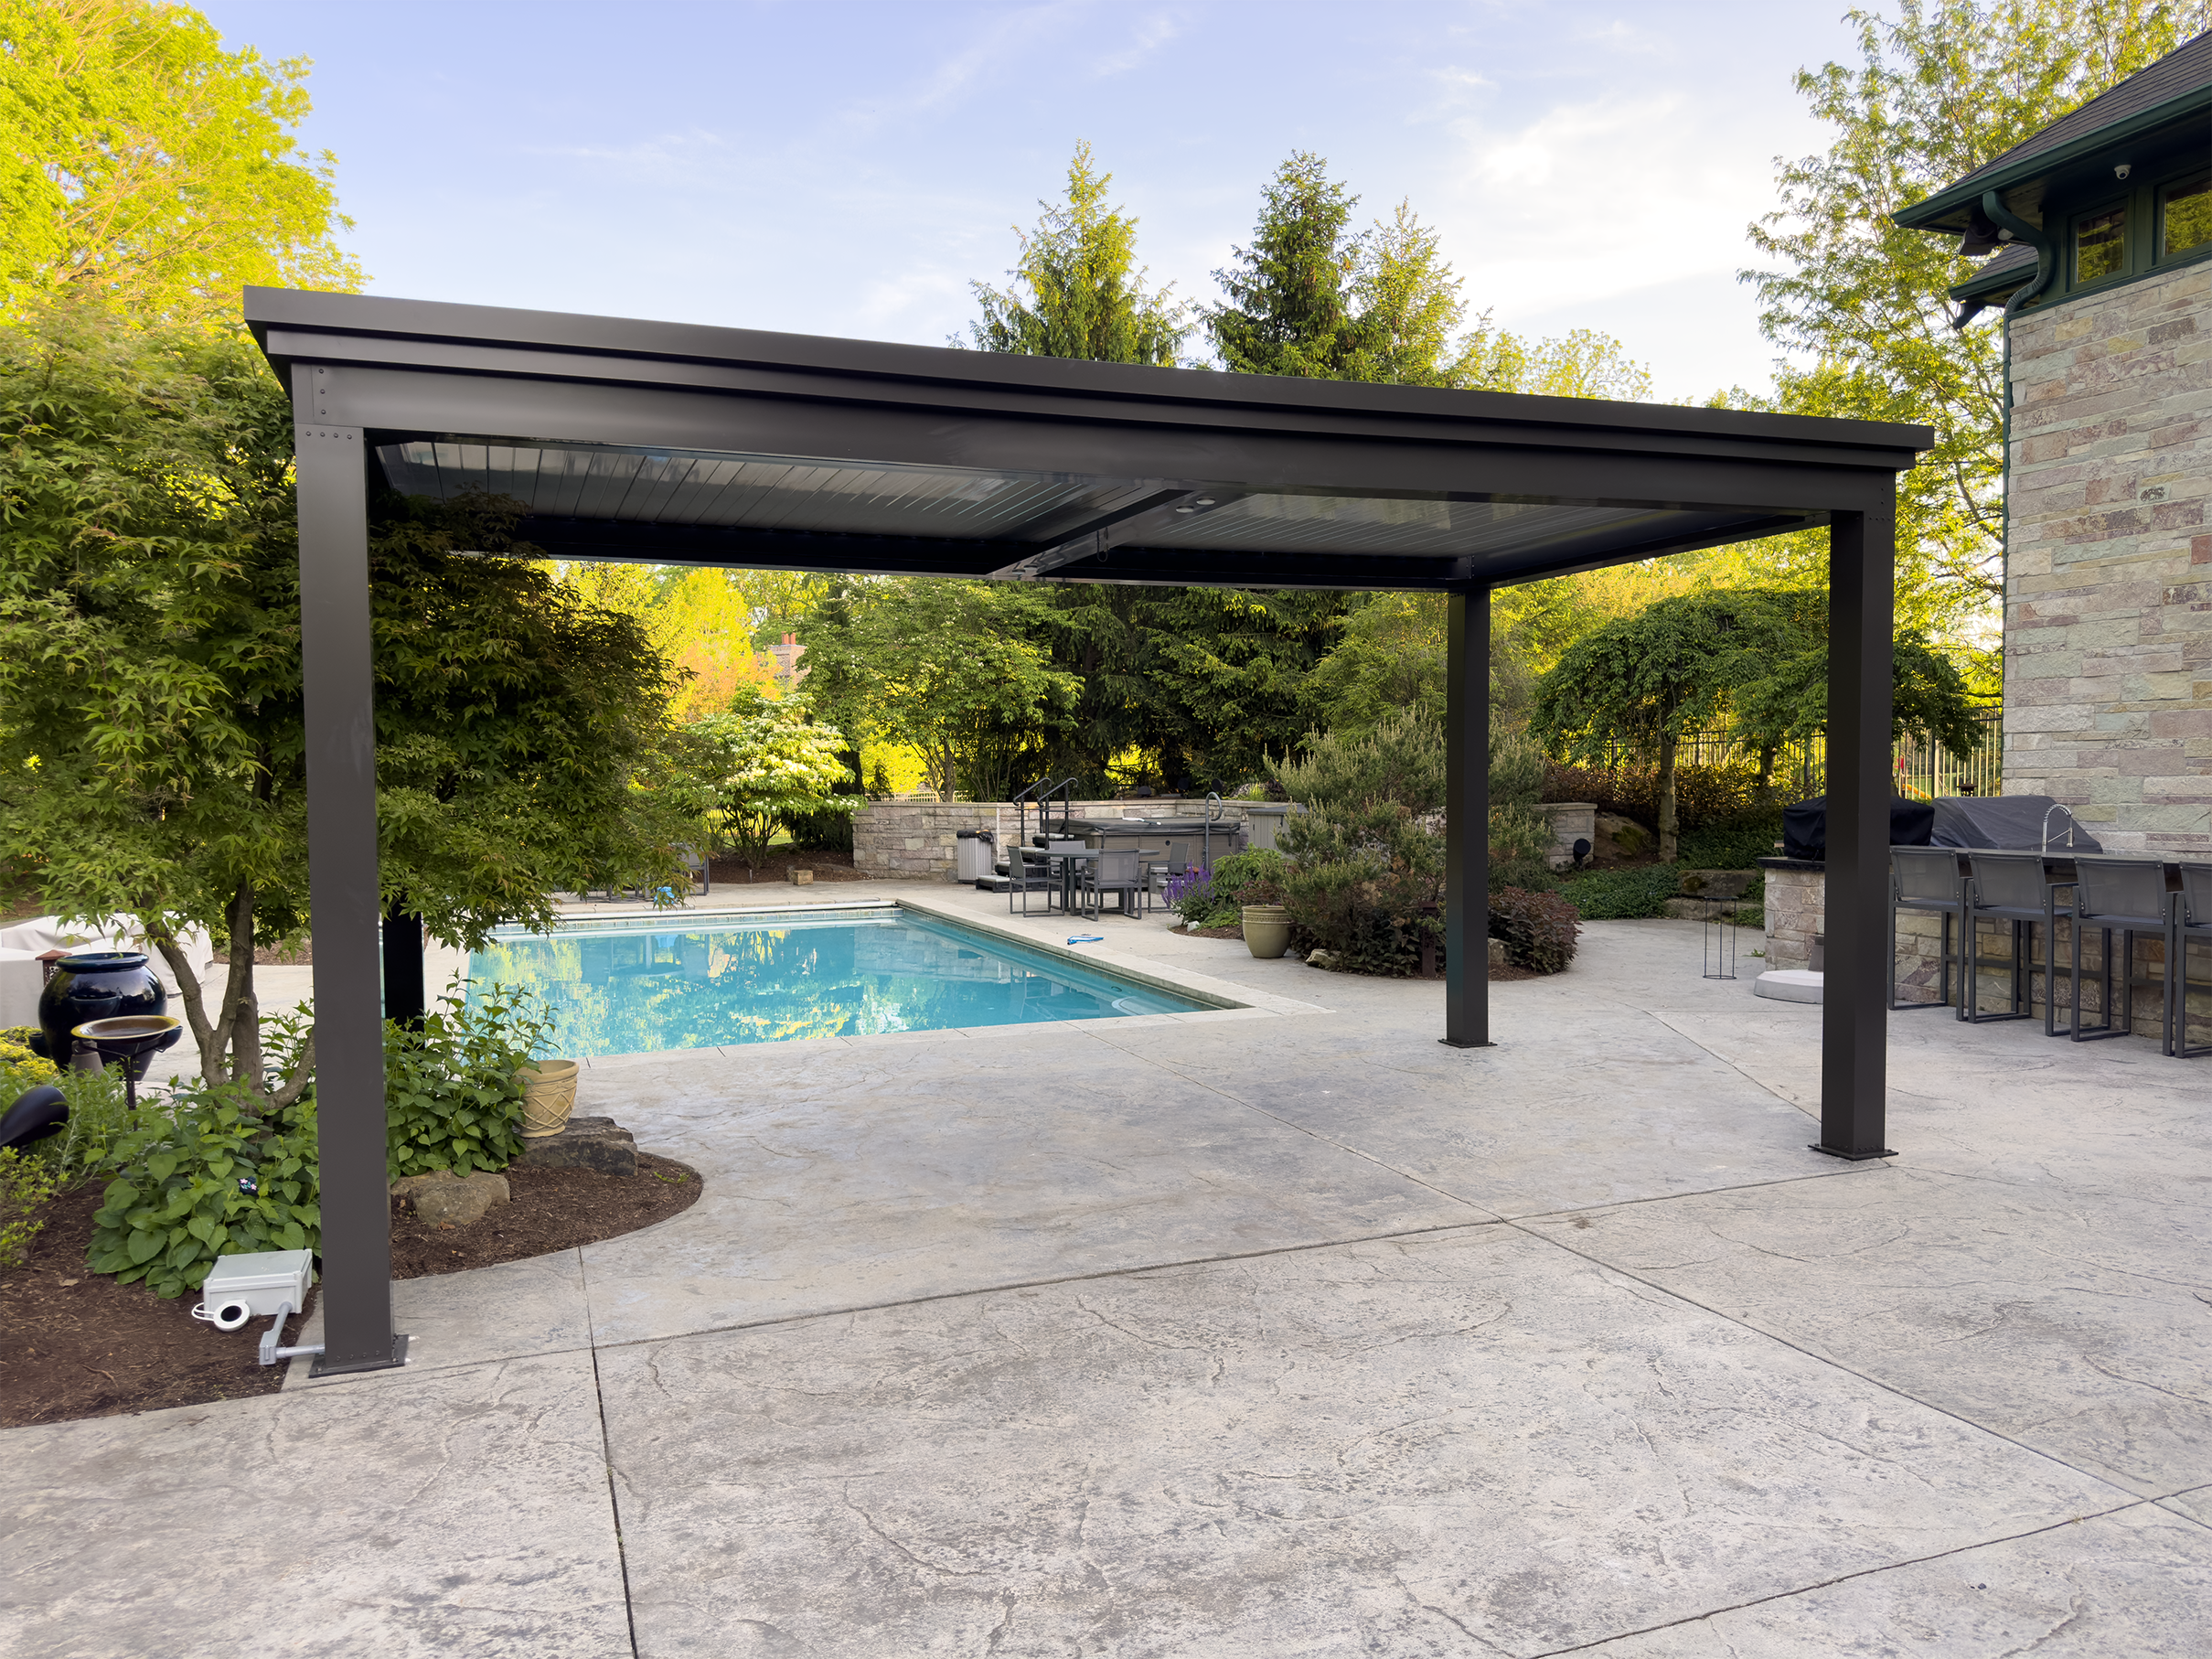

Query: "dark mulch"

xmin=387 ymin=1151 xmax=700 ymax=1279
xmin=2 ymin=1151 xmax=701 ymax=1429
xmin=708 ymin=848 xmax=871 ymax=886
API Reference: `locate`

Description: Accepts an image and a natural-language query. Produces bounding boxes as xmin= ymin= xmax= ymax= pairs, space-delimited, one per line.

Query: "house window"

xmin=2074 ymin=205 xmax=2127 ymax=284
xmin=2164 ymin=172 xmax=2212 ymax=258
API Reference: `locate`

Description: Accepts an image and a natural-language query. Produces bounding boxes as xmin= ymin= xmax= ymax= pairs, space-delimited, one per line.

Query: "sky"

xmin=198 ymin=0 xmax=1869 ymax=404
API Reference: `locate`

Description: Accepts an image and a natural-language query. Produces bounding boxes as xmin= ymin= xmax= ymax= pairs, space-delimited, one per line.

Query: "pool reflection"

xmin=467 ymin=913 xmax=1198 ymax=1057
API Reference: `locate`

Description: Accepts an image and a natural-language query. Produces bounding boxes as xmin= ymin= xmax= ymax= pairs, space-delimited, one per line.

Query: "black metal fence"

xmin=1625 ymin=709 xmax=2003 ymax=801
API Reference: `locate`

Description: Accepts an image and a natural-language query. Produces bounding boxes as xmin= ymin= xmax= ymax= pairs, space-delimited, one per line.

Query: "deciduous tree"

xmin=689 ymin=690 xmax=857 ymax=880
xmin=1743 ymin=0 xmax=2210 ymax=628
xmin=0 ymin=0 xmax=362 ymax=325
xmin=0 ymin=316 xmax=693 ymax=1105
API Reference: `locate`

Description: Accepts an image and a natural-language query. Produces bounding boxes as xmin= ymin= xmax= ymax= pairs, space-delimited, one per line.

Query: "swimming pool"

xmin=465 ymin=903 xmax=1220 ymax=1057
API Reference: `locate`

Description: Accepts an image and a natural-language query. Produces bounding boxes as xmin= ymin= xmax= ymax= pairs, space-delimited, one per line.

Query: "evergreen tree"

xmin=1207 ymin=153 xmax=1366 ymax=378
xmin=961 ymin=140 xmax=1188 ymax=365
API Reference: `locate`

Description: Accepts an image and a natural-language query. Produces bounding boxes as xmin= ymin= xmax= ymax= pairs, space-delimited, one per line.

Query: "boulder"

xmin=391 ymin=1170 xmax=510 ymax=1226
xmin=1679 ymin=869 xmax=1755 ymax=899
xmin=1592 ymin=812 xmax=1651 ymax=864
xmin=1662 ymin=896 xmax=1758 ymax=921
xmin=1487 ymin=937 xmax=1507 ymax=968
xmin=511 ymin=1115 xmax=637 ymax=1177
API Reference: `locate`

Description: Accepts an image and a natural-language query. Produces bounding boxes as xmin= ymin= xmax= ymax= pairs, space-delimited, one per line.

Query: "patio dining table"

xmin=1043 ymin=846 xmax=1165 ymax=916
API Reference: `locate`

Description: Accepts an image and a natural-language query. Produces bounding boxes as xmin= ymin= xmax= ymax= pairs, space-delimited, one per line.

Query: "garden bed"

xmin=708 ymin=848 xmax=871 ymax=885
xmin=1 ymin=1151 xmax=701 ymax=1428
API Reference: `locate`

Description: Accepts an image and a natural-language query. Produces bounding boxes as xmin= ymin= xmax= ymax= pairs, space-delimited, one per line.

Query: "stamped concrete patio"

xmin=6 ymin=885 xmax=2209 ymax=1657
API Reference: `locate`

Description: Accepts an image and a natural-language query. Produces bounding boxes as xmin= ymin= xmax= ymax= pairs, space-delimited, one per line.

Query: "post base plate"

xmin=310 ymin=1333 xmax=411 ymax=1376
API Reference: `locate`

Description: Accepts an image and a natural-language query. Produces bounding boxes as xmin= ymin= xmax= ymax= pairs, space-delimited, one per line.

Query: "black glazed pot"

xmin=38 ymin=951 xmax=168 ymax=1071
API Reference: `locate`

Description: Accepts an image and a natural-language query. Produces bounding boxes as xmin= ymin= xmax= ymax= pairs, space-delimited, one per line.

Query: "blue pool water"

xmin=465 ymin=904 xmax=1214 ymax=1057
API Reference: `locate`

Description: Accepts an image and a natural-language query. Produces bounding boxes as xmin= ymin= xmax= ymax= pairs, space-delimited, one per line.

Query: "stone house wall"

xmin=852 ymin=798 xmax=1263 ymax=882
xmin=2004 ymin=259 xmax=2212 ymax=853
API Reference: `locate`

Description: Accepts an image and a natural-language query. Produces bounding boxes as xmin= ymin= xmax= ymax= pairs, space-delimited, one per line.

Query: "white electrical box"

xmin=198 ymin=1249 xmax=314 ymax=1319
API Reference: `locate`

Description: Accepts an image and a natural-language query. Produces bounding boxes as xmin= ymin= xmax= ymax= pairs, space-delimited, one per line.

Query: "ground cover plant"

xmin=86 ymin=1086 xmax=319 ymax=1299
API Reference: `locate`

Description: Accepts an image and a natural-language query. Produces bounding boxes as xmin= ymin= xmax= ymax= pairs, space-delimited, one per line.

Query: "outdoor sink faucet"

xmin=2041 ymin=802 xmax=2078 ymax=853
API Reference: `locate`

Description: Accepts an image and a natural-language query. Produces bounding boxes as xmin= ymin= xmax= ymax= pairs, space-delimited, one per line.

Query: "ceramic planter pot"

xmin=39 ymin=951 xmax=167 ymax=1072
xmin=1241 ymin=905 xmax=1292 ymax=960
xmin=517 ymin=1058 xmax=581 ymax=1138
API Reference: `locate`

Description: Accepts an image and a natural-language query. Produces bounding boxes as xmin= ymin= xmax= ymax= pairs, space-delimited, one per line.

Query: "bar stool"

xmin=1959 ymin=851 xmax=2057 ymax=1027
xmin=2165 ymin=862 xmax=2212 ymax=1057
xmin=1888 ymin=847 xmax=1961 ymax=1011
xmin=2068 ymin=856 xmax=2171 ymax=1043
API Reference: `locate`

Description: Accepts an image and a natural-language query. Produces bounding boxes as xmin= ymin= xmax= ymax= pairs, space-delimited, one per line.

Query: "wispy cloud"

xmin=1091 ymin=13 xmax=1184 ymax=78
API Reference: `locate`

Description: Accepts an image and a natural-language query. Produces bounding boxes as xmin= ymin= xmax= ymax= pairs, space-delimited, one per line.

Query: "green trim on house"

xmin=1897 ymin=82 xmax=2212 ymax=233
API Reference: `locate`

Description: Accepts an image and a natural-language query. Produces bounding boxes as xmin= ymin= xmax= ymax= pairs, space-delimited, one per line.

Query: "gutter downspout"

xmin=1972 ymin=189 xmax=2059 ymax=734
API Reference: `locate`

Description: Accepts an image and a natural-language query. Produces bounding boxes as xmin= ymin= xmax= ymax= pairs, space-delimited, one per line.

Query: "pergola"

xmin=246 ymin=287 xmax=1929 ymax=1375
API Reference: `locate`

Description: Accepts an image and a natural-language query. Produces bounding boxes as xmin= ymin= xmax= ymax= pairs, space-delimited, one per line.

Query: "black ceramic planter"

xmin=38 ymin=951 xmax=170 ymax=1071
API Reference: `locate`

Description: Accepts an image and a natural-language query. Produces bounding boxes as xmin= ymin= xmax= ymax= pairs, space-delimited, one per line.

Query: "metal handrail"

xmin=1010 ymin=775 xmax=1078 ymax=854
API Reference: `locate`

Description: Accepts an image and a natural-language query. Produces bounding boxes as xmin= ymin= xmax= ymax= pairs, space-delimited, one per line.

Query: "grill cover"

xmin=1780 ymin=797 xmax=1937 ymax=861
xmin=1929 ymin=794 xmax=2101 ymax=852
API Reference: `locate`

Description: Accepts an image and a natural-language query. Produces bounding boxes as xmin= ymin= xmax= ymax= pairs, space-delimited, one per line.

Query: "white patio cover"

xmin=0 ymin=916 xmax=219 ymax=1030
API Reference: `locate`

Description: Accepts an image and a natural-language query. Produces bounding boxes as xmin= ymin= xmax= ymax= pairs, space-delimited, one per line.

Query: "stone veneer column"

xmin=2004 ymin=260 xmax=2212 ymax=854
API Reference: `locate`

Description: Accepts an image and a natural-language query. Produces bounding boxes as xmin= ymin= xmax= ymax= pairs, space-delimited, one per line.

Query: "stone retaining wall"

xmin=852 ymin=797 xmax=1263 ymax=882
xmin=1536 ymin=802 xmax=1596 ymax=870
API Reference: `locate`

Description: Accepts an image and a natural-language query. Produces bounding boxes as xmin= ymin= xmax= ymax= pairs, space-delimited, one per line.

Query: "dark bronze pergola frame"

xmin=247 ymin=287 xmax=1928 ymax=1375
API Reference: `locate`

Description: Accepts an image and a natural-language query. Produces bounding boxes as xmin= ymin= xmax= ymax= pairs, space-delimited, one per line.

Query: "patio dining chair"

xmin=1888 ymin=847 xmax=1962 ymax=1011
xmin=1959 ymin=851 xmax=2061 ymax=1029
xmin=2165 ymin=862 xmax=2212 ymax=1057
xmin=1078 ymin=850 xmax=1146 ymax=920
xmin=1008 ymin=845 xmax=1058 ymax=916
xmin=2068 ymin=855 xmax=2172 ymax=1043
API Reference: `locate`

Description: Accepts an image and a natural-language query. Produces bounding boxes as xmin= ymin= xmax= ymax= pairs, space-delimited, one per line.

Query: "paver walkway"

xmin=6 ymin=887 xmax=2208 ymax=1656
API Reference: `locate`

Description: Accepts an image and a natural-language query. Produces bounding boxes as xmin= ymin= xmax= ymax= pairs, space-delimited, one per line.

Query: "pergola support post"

xmin=294 ymin=403 xmax=407 ymax=1375
xmin=382 ymin=906 xmax=425 ymax=1028
xmin=1816 ymin=503 xmax=1897 ymax=1160
xmin=1443 ymin=588 xmax=1493 ymax=1049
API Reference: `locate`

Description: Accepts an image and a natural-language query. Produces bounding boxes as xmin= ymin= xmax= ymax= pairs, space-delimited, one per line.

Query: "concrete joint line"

xmin=1525 ymin=1494 xmax=2172 ymax=1657
xmin=1504 ymin=1216 xmax=2150 ymax=1507
xmin=578 ymin=1249 xmax=644 ymax=1659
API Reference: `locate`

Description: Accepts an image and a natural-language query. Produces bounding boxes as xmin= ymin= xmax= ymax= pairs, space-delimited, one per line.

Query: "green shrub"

xmin=1542 ymin=760 xmax=1764 ymax=832
xmin=88 ymin=1086 xmax=320 ymax=1298
xmin=387 ymin=987 xmax=554 ymax=1181
xmin=779 ymin=802 xmax=856 ymax=853
xmin=34 ymin=1065 xmax=134 ymax=1181
xmin=1 ymin=1146 xmax=63 ymax=1268
xmin=1489 ymin=886 xmax=1581 ymax=974
xmin=1268 ymin=715 xmax=1447 ymax=977
xmin=1678 ymin=807 xmax=1784 ymax=871
xmin=1556 ymin=864 xmax=1684 ymax=920
xmin=1211 ymin=848 xmax=1285 ymax=904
